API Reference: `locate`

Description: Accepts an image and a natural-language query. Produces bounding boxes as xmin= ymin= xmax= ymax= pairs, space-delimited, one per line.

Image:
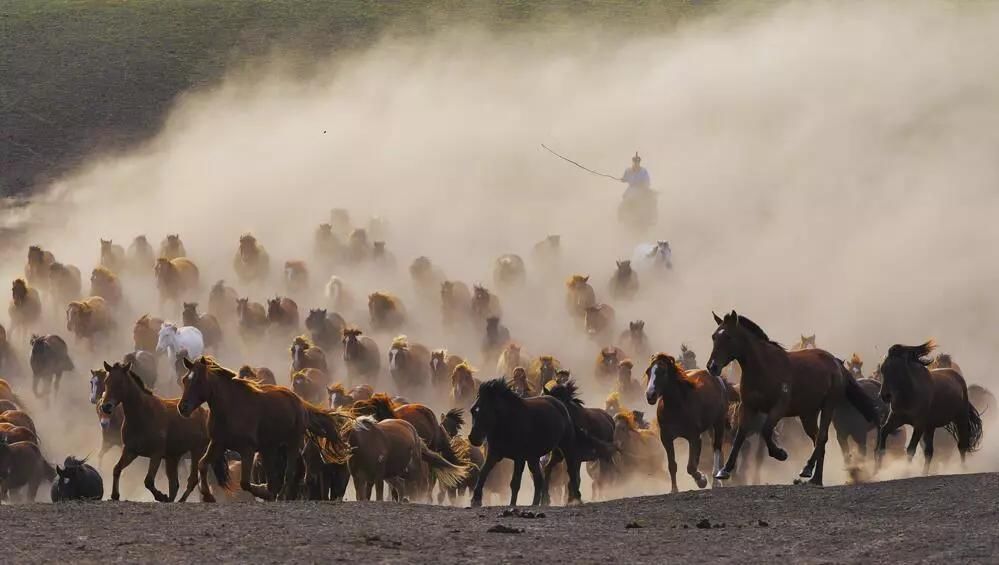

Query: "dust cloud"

xmin=4 ymin=1 xmax=999 ymax=500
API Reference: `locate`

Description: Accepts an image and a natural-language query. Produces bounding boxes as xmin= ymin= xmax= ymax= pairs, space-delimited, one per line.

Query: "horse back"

xmin=785 ymin=348 xmax=842 ymax=407
xmin=928 ymin=368 xmax=970 ymax=423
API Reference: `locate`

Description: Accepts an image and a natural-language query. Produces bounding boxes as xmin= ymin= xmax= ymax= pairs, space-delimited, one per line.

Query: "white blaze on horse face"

xmin=89 ymin=376 xmax=99 ymax=404
xmin=389 ymin=349 xmax=399 ymax=371
xmin=430 ymin=356 xmax=441 ymax=373
xmin=645 ymin=366 xmax=658 ymax=399
xmin=329 ymin=392 xmax=341 ymax=409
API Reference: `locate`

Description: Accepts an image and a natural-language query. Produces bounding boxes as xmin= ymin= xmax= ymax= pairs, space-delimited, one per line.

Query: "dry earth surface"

xmin=1 ymin=473 xmax=996 ymax=564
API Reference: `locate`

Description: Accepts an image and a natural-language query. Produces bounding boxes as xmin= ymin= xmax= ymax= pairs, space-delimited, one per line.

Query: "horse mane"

xmin=453 ymin=361 xmax=476 ymax=374
xmin=478 ymin=378 xmax=521 ymax=403
xmin=391 ymin=335 xmax=409 ymax=349
xmin=606 ymin=391 xmax=621 ymax=405
xmin=547 ymin=379 xmax=583 ymax=406
xmin=351 ymin=393 xmax=397 ymax=419
xmin=889 ymin=340 xmax=936 ymax=366
xmin=615 ymin=410 xmax=641 ymax=432
xmin=850 ymin=353 xmax=863 ymax=365
xmin=92 ymin=266 xmax=115 ymax=279
xmin=127 ymin=370 xmax=154 ymax=396
xmin=369 ymin=291 xmax=396 ymax=306
xmin=291 ymin=334 xmax=315 ymax=350
xmin=327 ymin=382 xmax=347 ymax=395
xmin=63 ymin=455 xmax=89 ymax=468
xmin=650 ymin=352 xmax=701 ymax=389
xmin=443 ymin=408 xmax=465 ymax=430
xmin=735 ymin=315 xmax=785 ymax=350
xmin=342 ymin=326 xmax=363 ymax=338
xmin=565 ymin=274 xmax=589 ymax=287
xmin=197 ymin=356 xmax=264 ymax=392
xmin=619 ymin=359 xmax=634 ymax=369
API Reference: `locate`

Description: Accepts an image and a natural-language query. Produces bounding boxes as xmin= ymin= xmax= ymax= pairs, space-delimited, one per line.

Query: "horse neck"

xmin=118 ymin=376 xmax=158 ymax=421
xmin=732 ymin=335 xmax=784 ymax=382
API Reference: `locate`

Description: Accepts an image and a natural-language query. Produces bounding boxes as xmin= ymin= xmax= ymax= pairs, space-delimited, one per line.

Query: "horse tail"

xmin=211 ymin=453 xmax=231 ymax=490
xmin=949 ymin=400 xmax=984 ymax=453
xmin=576 ymin=425 xmax=619 ymax=461
xmin=419 ymin=439 xmax=468 ymax=488
xmin=842 ymin=368 xmax=879 ymax=423
xmin=435 ymin=425 xmax=466 ymax=467
xmin=304 ymin=404 xmax=352 ymax=464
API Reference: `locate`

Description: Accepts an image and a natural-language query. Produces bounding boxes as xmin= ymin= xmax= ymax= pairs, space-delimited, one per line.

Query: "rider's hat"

xmin=632 ymin=152 xmax=641 ymax=163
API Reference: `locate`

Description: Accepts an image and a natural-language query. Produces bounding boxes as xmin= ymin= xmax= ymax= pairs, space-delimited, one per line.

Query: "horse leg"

xmin=921 ymin=427 xmax=935 ymax=475
xmin=471 ymin=451 xmax=500 ymax=508
xmin=178 ymin=451 xmax=199 ymax=503
xmin=239 ymin=448 xmax=274 ymax=501
xmin=278 ymin=445 xmax=302 ymax=501
xmin=32 ymin=375 xmax=41 ymax=398
xmin=798 ymin=414 xmax=819 ymax=478
xmin=717 ymin=405 xmax=751 ymax=479
xmin=375 ymin=480 xmax=384 ymax=502
xmin=197 ymin=441 xmax=223 ymax=502
xmin=905 ymin=428 xmax=924 ymax=463
xmin=875 ymin=411 xmax=904 ymax=472
xmin=143 ymin=453 xmax=169 ymax=502
xmin=111 ymin=449 xmax=139 ymax=501
xmin=527 ymin=458 xmax=546 ymax=506
xmin=807 ymin=403 xmax=834 ymax=486
xmin=164 ymin=456 xmax=180 ymax=502
xmin=542 ymin=451 xmax=565 ymax=506
xmin=761 ymin=396 xmax=790 ymax=462
xmin=711 ymin=421 xmax=725 ymax=488
xmin=686 ymin=436 xmax=707 ymax=489
xmin=566 ymin=451 xmax=584 ymax=505
xmin=509 ymin=458 xmax=526 ymax=507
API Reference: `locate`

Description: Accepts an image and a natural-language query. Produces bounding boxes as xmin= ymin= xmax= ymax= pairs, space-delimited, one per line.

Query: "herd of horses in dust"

xmin=0 ymin=208 xmax=992 ymax=507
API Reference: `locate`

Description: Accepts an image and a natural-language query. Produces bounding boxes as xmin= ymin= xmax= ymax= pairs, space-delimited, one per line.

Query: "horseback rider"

xmin=618 ymin=152 xmax=657 ymax=230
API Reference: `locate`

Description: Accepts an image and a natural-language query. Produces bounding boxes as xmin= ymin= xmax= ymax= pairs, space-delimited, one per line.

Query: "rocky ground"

xmin=1 ymin=473 xmax=995 ymax=564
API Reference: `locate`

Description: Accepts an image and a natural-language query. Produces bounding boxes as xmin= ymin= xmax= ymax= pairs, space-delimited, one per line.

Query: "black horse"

xmin=832 ymin=376 xmax=901 ymax=462
xmin=543 ymin=381 xmax=618 ymax=500
xmin=51 ymin=456 xmax=104 ymax=501
xmin=29 ymin=334 xmax=74 ymax=399
xmin=468 ymin=378 xmax=581 ymax=506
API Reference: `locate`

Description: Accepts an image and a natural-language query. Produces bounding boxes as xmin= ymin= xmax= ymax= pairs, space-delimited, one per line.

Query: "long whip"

xmin=541 ymin=144 xmax=620 ymax=181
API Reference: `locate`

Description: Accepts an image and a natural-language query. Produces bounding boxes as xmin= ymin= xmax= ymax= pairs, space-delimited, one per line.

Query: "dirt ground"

xmin=1 ymin=472 xmax=995 ymax=564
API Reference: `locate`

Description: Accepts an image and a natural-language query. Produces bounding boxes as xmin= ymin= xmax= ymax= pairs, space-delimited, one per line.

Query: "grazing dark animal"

xmin=481 ymin=317 xmax=511 ymax=368
xmin=619 ymin=320 xmax=651 ymax=361
xmin=158 ymin=234 xmax=187 ymax=261
xmin=179 ymin=356 xmax=349 ymax=502
xmin=707 ymin=311 xmax=878 ymax=486
xmin=467 ymin=378 xmax=582 ymax=507
xmin=388 ymin=336 xmax=431 ymax=396
xmin=0 ymin=437 xmax=55 ymax=501
xmin=51 ymin=456 xmax=104 ymax=501
xmin=127 ymin=235 xmax=155 ymax=273
xmin=876 ymin=341 xmax=983 ymax=474
xmin=544 ymin=380 xmax=618 ymax=500
xmin=645 ymin=353 xmax=730 ymax=492
xmin=368 ymin=292 xmax=406 ymax=332
xmin=305 ymin=309 xmax=346 ymax=354
xmin=99 ymin=361 xmax=216 ymax=502
xmin=208 ymin=280 xmax=239 ymax=324
xmin=9 ymin=278 xmax=42 ymax=340
xmin=609 ymin=260 xmax=639 ymax=300
xmin=29 ymin=334 xmax=74 ymax=399
xmin=236 ymin=298 xmax=268 ymax=342
xmin=342 ymin=328 xmax=381 ymax=385
xmin=182 ymin=302 xmax=223 ymax=352
xmin=291 ymin=335 xmax=328 ymax=374
xmin=493 ymin=254 xmax=526 ymax=290
xmin=234 ymin=233 xmax=271 ymax=284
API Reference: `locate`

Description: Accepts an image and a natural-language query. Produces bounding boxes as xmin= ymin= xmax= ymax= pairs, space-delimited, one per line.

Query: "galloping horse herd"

xmin=0 ymin=209 xmax=993 ymax=507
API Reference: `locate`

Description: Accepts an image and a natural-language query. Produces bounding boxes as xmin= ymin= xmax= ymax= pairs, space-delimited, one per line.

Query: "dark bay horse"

xmin=706 ymin=311 xmax=878 ymax=485
xmin=544 ymin=381 xmax=617 ymax=500
xmin=645 ymin=353 xmax=730 ymax=492
xmin=876 ymin=341 xmax=983 ymax=473
xmin=179 ymin=356 xmax=350 ymax=502
xmin=467 ymin=378 xmax=581 ymax=507
xmin=100 ymin=361 xmax=219 ymax=502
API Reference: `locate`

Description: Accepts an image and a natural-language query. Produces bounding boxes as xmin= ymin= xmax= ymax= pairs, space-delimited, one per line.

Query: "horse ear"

xmin=616 ymin=260 xmax=622 ymax=268
xmin=56 ymin=465 xmax=64 ymax=476
xmin=183 ymin=357 xmax=195 ymax=370
xmin=729 ymin=310 xmax=738 ymax=321
xmin=712 ymin=311 xmax=723 ymax=326
xmin=103 ymin=361 xmax=113 ymax=372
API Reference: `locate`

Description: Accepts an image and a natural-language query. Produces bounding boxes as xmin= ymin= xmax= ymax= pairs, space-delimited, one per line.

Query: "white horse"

xmin=156 ymin=322 xmax=204 ymax=363
xmin=324 ymin=275 xmax=353 ymax=313
xmin=632 ymin=240 xmax=672 ymax=272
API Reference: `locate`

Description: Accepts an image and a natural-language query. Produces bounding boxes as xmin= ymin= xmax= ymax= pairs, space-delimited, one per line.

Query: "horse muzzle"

xmin=177 ymin=401 xmax=194 ymax=418
xmin=646 ymin=391 xmax=658 ymax=406
xmin=468 ymin=429 xmax=484 ymax=447
xmin=99 ymin=414 xmax=112 ymax=429
xmin=706 ymin=360 xmax=721 ymax=377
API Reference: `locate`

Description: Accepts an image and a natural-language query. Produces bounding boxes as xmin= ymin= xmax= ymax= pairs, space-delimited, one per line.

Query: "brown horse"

xmin=0 ymin=437 xmax=55 ymax=501
xmin=876 ymin=341 xmax=983 ymax=474
xmin=267 ymin=297 xmax=300 ymax=333
xmin=291 ymin=335 xmax=328 ymax=374
xmin=481 ymin=317 xmax=511 ymax=368
xmin=24 ymin=245 xmax=55 ymax=290
xmin=528 ymin=355 xmax=561 ymax=393
xmin=645 ymin=353 xmax=730 ymax=492
xmin=707 ymin=311 xmax=879 ymax=485
xmin=608 ymin=260 xmax=639 ymax=301
xmin=29 ymin=334 xmax=74 ymax=398
xmin=450 ymin=362 xmax=481 ymax=410
xmin=0 ymin=379 xmax=23 ymax=408
xmin=613 ymin=410 xmax=664 ymax=481
xmin=155 ymin=257 xmax=199 ymax=305
xmin=292 ymin=369 xmax=328 ymax=405
xmin=304 ymin=309 xmax=345 ymax=354
xmin=595 ymin=346 xmax=625 ymax=385
xmin=388 ymin=336 xmax=430 ymax=396
xmin=493 ymin=254 xmax=526 ymax=290
xmin=182 ymin=302 xmax=222 ymax=352
xmin=314 ymin=223 xmax=342 ymax=264
xmin=99 ymin=361 xmax=217 ymax=502
xmin=441 ymin=280 xmax=472 ymax=329
xmin=100 ymin=239 xmax=126 ymax=273
xmin=409 ymin=256 xmax=445 ymax=298
xmin=544 ymin=381 xmax=618 ymax=500
xmin=618 ymin=320 xmax=651 ymax=361
xmin=179 ymin=356 xmax=349 ymax=502
xmin=0 ymin=410 xmax=36 ymax=437
xmin=89 ymin=368 xmax=123 ymax=464
xmin=368 ymin=292 xmax=406 ymax=332
xmin=471 ymin=284 xmax=502 ymax=323
xmin=237 ymin=365 xmax=277 ymax=386
xmin=208 ymin=280 xmax=239 ymax=324
xmin=929 ymin=353 xmax=963 ymax=375
xmin=9 ymin=278 xmax=42 ymax=340
xmin=284 ymin=260 xmax=309 ymax=295
xmin=49 ymin=262 xmax=83 ymax=305
xmin=565 ymin=274 xmax=596 ymax=319
xmin=326 ymin=382 xmax=374 ymax=410
xmin=338 ymin=414 xmax=468 ymax=502
xmin=431 ymin=349 xmax=464 ymax=391
xmin=584 ymin=304 xmax=616 ymax=339
xmin=234 ymin=234 xmax=271 ymax=284
xmin=0 ymin=423 xmax=37 ymax=445
xmin=66 ymin=296 xmax=114 ymax=347
xmin=342 ymin=328 xmax=381 ymax=384
xmin=89 ymin=267 xmax=124 ymax=309
xmin=496 ymin=342 xmax=528 ymax=380
xmin=510 ymin=367 xmax=533 ymax=398
xmin=127 ymin=235 xmax=155 ymax=273
xmin=614 ymin=359 xmax=643 ymax=407
xmin=236 ymin=298 xmax=268 ymax=342
xmin=133 ymin=314 xmax=164 ymax=352
xmin=158 ymin=234 xmax=187 ymax=260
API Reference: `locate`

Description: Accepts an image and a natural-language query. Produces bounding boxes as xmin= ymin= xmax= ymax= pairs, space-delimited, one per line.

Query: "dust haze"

xmin=4 ymin=1 xmax=999 ymax=499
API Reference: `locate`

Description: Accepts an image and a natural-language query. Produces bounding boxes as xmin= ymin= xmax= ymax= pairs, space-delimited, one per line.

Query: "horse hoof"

xmin=670 ymin=487 xmax=679 ymax=494
xmin=714 ymin=470 xmax=731 ymax=480
xmin=799 ymin=467 xmax=814 ymax=479
xmin=470 ymin=498 xmax=483 ymax=508
xmin=808 ymin=478 xmax=823 ymax=487
xmin=711 ymin=479 xmax=722 ymax=489
xmin=770 ymin=448 xmax=788 ymax=461
xmin=695 ymin=474 xmax=708 ymax=489
xmin=110 ymin=494 xmax=121 ymax=502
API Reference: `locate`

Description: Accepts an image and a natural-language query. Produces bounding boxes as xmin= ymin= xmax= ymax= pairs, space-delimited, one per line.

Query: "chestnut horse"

xmin=707 ymin=311 xmax=878 ymax=486
xmin=155 ymin=257 xmax=199 ymax=306
xmin=178 ymin=356 xmax=350 ymax=502
xmin=440 ymin=280 xmax=472 ymax=329
xmin=89 ymin=369 xmax=123 ymax=464
xmin=450 ymin=362 xmax=480 ymax=410
xmin=431 ymin=349 xmax=464 ymax=392
xmin=99 ymin=361 xmax=219 ymax=502
xmin=133 ymin=314 xmax=164 ymax=352
xmin=236 ymin=298 xmax=268 ymax=342
xmin=208 ymin=280 xmax=239 ymax=324
xmin=90 ymin=267 xmax=124 ymax=309
xmin=368 ymin=292 xmax=406 ymax=332
xmin=342 ymin=328 xmax=381 ymax=385
xmin=182 ymin=302 xmax=223 ymax=352
xmin=267 ymin=297 xmax=300 ymax=333
xmin=645 ymin=353 xmax=730 ymax=492
xmin=305 ymin=309 xmax=345 ymax=354
xmin=158 ymin=234 xmax=187 ymax=261
xmin=292 ymin=369 xmax=328 ymax=406
xmin=876 ymin=341 xmax=983 ymax=474
xmin=291 ymin=335 xmax=328 ymax=374
xmin=9 ymin=278 xmax=42 ymax=340
xmin=234 ymin=234 xmax=271 ymax=284
xmin=618 ymin=320 xmax=651 ymax=362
